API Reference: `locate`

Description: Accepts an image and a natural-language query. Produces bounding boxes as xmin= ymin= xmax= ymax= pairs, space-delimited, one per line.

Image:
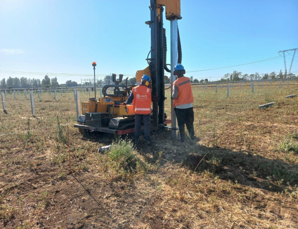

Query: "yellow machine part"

xmin=156 ymin=0 xmax=181 ymax=20
xmin=136 ymin=66 xmax=151 ymax=85
xmin=82 ymin=100 xmax=113 ymax=114
xmin=114 ymin=104 xmax=135 ymax=116
xmin=82 ymin=99 xmax=135 ymax=116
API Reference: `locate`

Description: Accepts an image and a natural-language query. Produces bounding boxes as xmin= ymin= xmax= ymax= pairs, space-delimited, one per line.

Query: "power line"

xmin=0 ymin=70 xmax=135 ymax=78
xmin=0 ymin=55 xmax=288 ymax=77
xmin=188 ymin=56 xmax=282 ymax=73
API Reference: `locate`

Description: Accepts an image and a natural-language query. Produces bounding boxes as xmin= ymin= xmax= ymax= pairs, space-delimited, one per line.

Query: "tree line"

xmin=0 ymin=75 xmax=59 ymax=89
xmin=1 ymin=70 xmax=297 ymax=89
xmin=218 ymin=70 xmax=297 ymax=82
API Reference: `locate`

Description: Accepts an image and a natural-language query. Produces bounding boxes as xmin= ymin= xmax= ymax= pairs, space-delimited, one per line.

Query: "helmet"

xmin=174 ymin=64 xmax=185 ymax=71
xmin=174 ymin=63 xmax=186 ymax=75
xmin=141 ymin=75 xmax=151 ymax=82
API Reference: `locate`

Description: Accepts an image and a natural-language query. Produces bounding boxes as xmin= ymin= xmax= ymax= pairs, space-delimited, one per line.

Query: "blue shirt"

xmin=126 ymin=91 xmax=134 ymax=104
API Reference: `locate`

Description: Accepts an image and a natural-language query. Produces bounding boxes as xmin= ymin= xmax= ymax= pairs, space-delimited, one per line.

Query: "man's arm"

xmin=171 ymin=84 xmax=179 ymax=99
xmin=125 ymin=91 xmax=134 ymax=104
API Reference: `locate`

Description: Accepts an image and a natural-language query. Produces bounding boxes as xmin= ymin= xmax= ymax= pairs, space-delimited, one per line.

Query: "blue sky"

xmin=0 ymin=0 xmax=297 ymax=83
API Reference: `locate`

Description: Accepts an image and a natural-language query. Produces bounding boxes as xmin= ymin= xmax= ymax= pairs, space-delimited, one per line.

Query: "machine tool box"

xmin=84 ymin=112 xmax=110 ymax=127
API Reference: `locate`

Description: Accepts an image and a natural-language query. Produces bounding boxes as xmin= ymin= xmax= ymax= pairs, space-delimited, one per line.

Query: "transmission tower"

xmin=278 ymin=48 xmax=298 ymax=77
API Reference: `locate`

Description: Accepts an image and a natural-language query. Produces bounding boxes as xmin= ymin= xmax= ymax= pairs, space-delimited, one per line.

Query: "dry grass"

xmin=0 ymin=82 xmax=298 ymax=228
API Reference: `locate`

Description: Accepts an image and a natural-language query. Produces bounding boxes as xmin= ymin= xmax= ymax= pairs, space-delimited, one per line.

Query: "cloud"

xmin=0 ymin=49 xmax=24 ymax=54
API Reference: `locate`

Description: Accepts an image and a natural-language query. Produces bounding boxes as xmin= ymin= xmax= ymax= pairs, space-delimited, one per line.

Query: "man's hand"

xmin=122 ymin=102 xmax=127 ymax=105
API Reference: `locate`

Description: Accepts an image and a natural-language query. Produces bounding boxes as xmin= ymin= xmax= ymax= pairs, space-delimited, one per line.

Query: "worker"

xmin=124 ymin=75 xmax=152 ymax=145
xmin=171 ymin=64 xmax=195 ymax=142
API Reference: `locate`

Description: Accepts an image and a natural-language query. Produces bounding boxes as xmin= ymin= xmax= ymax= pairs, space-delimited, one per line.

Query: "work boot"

xmin=134 ymin=137 xmax=140 ymax=145
xmin=188 ymin=126 xmax=195 ymax=140
xmin=144 ymin=140 xmax=150 ymax=146
xmin=144 ymin=138 xmax=155 ymax=146
xmin=178 ymin=127 xmax=185 ymax=143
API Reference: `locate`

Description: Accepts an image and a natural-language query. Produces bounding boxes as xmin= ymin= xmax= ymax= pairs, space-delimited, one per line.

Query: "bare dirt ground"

xmin=1 ymin=83 xmax=298 ymax=228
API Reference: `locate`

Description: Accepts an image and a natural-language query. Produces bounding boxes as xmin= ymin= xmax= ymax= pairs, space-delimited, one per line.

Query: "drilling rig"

xmin=74 ymin=0 xmax=182 ymax=137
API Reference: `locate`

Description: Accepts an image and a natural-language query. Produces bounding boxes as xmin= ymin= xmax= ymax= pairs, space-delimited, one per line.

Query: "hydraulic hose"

xmin=177 ymin=27 xmax=182 ymax=64
xmin=163 ymin=27 xmax=182 ymax=73
xmin=163 ymin=29 xmax=171 ymax=73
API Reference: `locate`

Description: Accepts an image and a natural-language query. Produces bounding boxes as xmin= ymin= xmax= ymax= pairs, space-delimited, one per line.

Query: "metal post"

xmin=38 ymin=90 xmax=41 ymax=99
xmin=216 ymin=84 xmax=218 ymax=93
xmin=171 ymin=19 xmax=178 ymax=140
xmin=251 ymin=82 xmax=254 ymax=93
xmin=93 ymin=64 xmax=97 ymax=100
xmin=227 ymin=83 xmax=230 ymax=97
xmin=54 ymin=90 xmax=57 ymax=100
xmin=1 ymin=93 xmax=6 ymax=113
xmin=30 ymin=91 xmax=35 ymax=117
xmin=14 ymin=90 xmax=16 ymax=99
xmin=289 ymin=49 xmax=296 ymax=74
xmin=75 ymin=91 xmax=81 ymax=121
xmin=24 ymin=90 xmax=27 ymax=99
xmin=99 ymin=87 xmax=102 ymax=100
xmin=5 ymin=90 xmax=7 ymax=98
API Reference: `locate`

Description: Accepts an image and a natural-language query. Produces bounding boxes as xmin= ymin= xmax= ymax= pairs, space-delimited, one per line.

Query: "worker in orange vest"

xmin=171 ymin=64 xmax=195 ymax=142
xmin=124 ymin=75 xmax=152 ymax=145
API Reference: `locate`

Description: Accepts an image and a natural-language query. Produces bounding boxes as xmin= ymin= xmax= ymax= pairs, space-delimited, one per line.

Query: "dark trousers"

xmin=174 ymin=107 xmax=194 ymax=141
xmin=135 ymin=114 xmax=151 ymax=141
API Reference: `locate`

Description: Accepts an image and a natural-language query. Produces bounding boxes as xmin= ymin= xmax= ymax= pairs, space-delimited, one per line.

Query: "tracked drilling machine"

xmin=75 ymin=0 xmax=182 ymax=137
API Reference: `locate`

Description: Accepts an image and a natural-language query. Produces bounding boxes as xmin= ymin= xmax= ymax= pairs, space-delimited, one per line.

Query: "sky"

xmin=0 ymin=0 xmax=297 ymax=83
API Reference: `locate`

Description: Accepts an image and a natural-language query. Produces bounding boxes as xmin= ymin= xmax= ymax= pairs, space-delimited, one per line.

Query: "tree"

xmin=20 ymin=77 xmax=29 ymax=88
xmin=269 ymin=72 xmax=276 ymax=79
xmin=193 ymin=79 xmax=199 ymax=83
xmin=287 ymin=73 xmax=295 ymax=79
xmin=65 ymin=80 xmax=78 ymax=87
xmin=231 ymin=71 xmax=242 ymax=81
xmin=33 ymin=79 xmax=39 ymax=88
xmin=0 ymin=78 xmax=6 ymax=88
xmin=7 ymin=77 xmax=13 ymax=88
xmin=249 ymin=74 xmax=255 ymax=81
xmin=205 ymin=79 xmax=208 ymax=83
xmin=242 ymin=74 xmax=249 ymax=81
xmin=42 ymin=75 xmax=51 ymax=87
xmin=51 ymin=77 xmax=59 ymax=87
xmin=13 ymin=77 xmax=20 ymax=88
xmin=262 ymin=73 xmax=269 ymax=80
xmin=200 ymin=79 xmax=204 ymax=83
xmin=277 ymin=70 xmax=283 ymax=79
xmin=223 ymin=73 xmax=230 ymax=80
xmin=254 ymin=72 xmax=260 ymax=80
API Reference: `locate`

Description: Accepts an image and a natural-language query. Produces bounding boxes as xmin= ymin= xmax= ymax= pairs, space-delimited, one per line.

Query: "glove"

xmin=122 ymin=102 xmax=127 ymax=105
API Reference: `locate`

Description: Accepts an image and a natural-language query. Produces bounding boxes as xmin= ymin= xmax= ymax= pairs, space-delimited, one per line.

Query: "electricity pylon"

xmin=278 ymin=48 xmax=298 ymax=77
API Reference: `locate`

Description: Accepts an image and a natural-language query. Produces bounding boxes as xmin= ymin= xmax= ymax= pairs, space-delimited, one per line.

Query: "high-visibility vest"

xmin=133 ymin=85 xmax=152 ymax=115
xmin=173 ymin=76 xmax=193 ymax=108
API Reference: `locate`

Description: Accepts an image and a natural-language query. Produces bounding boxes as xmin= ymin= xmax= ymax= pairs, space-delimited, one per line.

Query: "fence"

xmin=0 ymin=87 xmax=103 ymax=117
xmin=1 ymin=80 xmax=298 ymax=116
